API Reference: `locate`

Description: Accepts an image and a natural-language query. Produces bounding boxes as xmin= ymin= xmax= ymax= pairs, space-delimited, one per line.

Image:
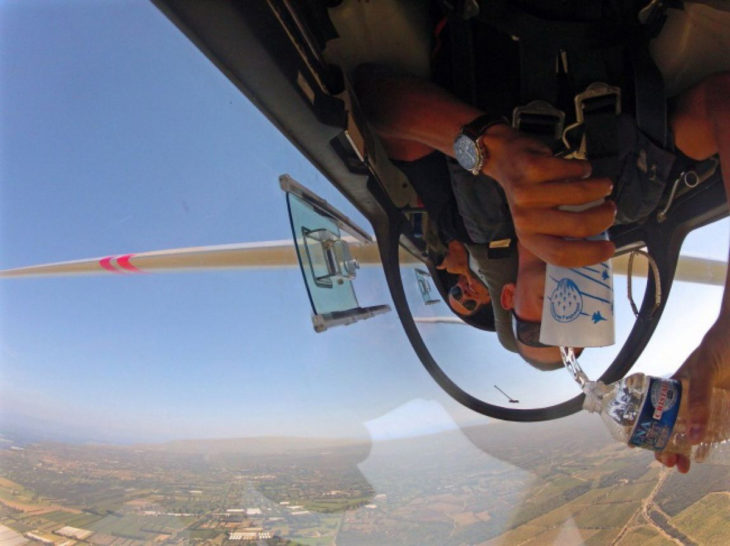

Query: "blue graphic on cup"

xmin=549 ymin=278 xmax=583 ymax=322
xmin=542 ymin=260 xmax=614 ymax=347
xmin=592 ymin=311 xmax=607 ymax=323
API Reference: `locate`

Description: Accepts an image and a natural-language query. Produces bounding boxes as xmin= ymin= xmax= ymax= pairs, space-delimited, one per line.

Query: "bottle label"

xmin=629 ymin=377 xmax=682 ymax=451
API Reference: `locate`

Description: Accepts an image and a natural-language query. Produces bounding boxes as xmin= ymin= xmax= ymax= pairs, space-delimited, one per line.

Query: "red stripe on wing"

xmin=116 ymin=254 xmax=141 ymax=273
xmin=99 ymin=257 xmax=121 ymax=273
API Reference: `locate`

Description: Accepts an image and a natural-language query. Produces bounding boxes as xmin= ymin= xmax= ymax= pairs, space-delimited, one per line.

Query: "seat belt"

xmin=630 ymin=42 xmax=667 ymax=148
xmin=438 ymin=0 xmax=669 ymax=163
xmin=444 ymin=13 xmax=478 ymax=106
xmin=575 ymin=83 xmax=622 ymax=176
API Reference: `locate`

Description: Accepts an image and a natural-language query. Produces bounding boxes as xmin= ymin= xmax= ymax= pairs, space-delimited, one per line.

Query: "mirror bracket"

xmin=312 ymin=305 xmax=391 ymax=333
xmin=281 ymin=174 xmax=391 ymax=332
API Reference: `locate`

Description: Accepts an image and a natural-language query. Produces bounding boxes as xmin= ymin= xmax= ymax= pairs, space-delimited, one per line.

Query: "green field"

xmin=288 ymin=537 xmax=336 ymax=546
xmin=301 ymin=497 xmax=369 ymax=513
xmin=615 ymin=525 xmax=676 ymax=546
xmin=671 ymin=492 xmax=730 ymax=545
xmin=585 ymin=528 xmax=625 ymax=545
xmin=87 ymin=513 xmax=196 ymax=540
xmin=0 ymin=479 xmax=41 ymax=506
xmin=574 ymin=500 xmax=639 ymax=528
xmin=602 ymin=479 xmax=655 ymax=502
xmin=39 ymin=509 xmax=104 ymax=528
xmin=187 ymin=527 xmax=223 ymax=540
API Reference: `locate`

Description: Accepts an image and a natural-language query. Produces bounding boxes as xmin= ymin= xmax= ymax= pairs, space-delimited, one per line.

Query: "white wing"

xmin=0 ymin=238 xmax=417 ymax=278
xmin=1 ymin=241 xmax=724 ymax=286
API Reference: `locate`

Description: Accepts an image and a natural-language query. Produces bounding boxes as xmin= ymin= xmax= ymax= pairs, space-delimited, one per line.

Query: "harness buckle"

xmin=638 ymin=0 xmax=664 ymax=25
xmin=574 ymin=83 xmax=621 ymax=124
xmin=512 ymin=100 xmax=566 ymax=143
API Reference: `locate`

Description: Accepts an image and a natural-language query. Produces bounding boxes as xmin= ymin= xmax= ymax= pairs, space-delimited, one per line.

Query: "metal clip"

xmin=638 ymin=0 xmax=664 ymax=25
xmin=512 ymin=100 xmax=566 ymax=142
xmin=656 ymin=157 xmax=719 ymax=223
xmin=574 ymin=83 xmax=621 ymax=124
xmin=627 ymin=249 xmax=661 ymax=317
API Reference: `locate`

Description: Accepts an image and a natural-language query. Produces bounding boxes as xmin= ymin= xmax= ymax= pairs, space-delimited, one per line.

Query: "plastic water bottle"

xmin=582 ymin=373 xmax=730 ymax=464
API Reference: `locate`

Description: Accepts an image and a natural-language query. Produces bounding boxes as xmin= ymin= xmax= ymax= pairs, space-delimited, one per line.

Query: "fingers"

xmin=656 ymin=452 xmax=677 ymax=468
xmin=676 ymin=454 xmax=691 ymax=473
xmin=511 ymin=178 xmax=613 ymax=208
xmin=656 ymin=452 xmax=691 ymax=473
xmin=686 ymin=374 xmax=712 ymax=444
xmin=656 ymin=451 xmax=692 ymax=473
xmin=521 ymin=155 xmax=592 ymax=183
xmin=512 ymin=201 xmax=617 ymax=240
xmin=673 ymin=349 xmax=715 ymax=445
xmin=520 ymin=234 xmax=616 ymax=267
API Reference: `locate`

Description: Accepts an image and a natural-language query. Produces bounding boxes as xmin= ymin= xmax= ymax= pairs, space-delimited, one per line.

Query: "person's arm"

xmin=354 ymin=64 xmax=482 ymax=160
xmin=656 ymin=72 xmax=730 ymax=473
xmin=353 ymin=64 xmax=616 ymax=265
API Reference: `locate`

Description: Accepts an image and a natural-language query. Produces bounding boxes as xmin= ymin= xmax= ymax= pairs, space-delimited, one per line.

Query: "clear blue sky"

xmin=1 ymin=1 xmax=727 ymax=444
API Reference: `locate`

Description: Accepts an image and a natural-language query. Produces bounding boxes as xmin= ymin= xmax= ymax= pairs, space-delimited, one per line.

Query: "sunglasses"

xmin=449 ymin=284 xmax=478 ymax=312
xmin=511 ymin=311 xmax=552 ymax=348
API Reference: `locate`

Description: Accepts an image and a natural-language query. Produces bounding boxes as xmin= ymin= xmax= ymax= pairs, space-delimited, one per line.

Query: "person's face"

xmin=511 ymin=259 xmax=546 ymax=322
xmin=448 ymin=274 xmax=491 ymax=317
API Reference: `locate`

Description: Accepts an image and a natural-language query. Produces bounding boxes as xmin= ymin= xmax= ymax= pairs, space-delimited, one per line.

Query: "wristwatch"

xmin=453 ymin=114 xmax=505 ymax=175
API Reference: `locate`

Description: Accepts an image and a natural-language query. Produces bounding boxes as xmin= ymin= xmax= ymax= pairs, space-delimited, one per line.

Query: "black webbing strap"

xmin=475 ymin=2 xmax=628 ymax=51
xmin=518 ymin=40 xmax=559 ymax=104
xmin=583 ymin=109 xmax=620 ymax=177
xmin=630 ymin=40 xmax=667 ymax=148
xmin=446 ymin=15 xmax=478 ymax=106
xmin=438 ymin=0 xmax=668 ymax=165
xmin=567 ymin=47 xmax=619 ymax=95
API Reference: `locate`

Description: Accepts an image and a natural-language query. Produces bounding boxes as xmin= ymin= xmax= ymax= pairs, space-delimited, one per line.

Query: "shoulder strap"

xmin=445 ymin=14 xmax=478 ymax=106
xmin=630 ymin=40 xmax=667 ymax=148
xmin=437 ymin=0 xmax=669 ymax=151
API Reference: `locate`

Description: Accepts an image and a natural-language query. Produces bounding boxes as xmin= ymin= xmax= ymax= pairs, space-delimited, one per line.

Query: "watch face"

xmin=454 ymin=134 xmax=479 ymax=172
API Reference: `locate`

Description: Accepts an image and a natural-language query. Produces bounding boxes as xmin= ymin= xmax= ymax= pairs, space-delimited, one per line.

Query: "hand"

xmin=481 ymin=124 xmax=617 ymax=267
xmin=655 ymin=319 xmax=730 ymax=473
xmin=436 ymin=240 xmax=470 ymax=277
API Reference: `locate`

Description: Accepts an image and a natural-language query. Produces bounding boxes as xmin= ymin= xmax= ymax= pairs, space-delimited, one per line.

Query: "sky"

xmin=0 ymin=0 xmax=727 ymax=445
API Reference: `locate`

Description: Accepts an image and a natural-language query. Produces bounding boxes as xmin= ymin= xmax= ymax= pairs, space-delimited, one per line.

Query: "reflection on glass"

xmin=632 ymin=219 xmax=728 ymax=378
xmin=2 ymin=3 xmax=728 ymax=545
xmin=414 ymin=268 xmax=440 ymax=306
xmin=287 ymin=193 xmax=359 ymax=315
xmin=398 ymin=248 xmax=650 ymax=410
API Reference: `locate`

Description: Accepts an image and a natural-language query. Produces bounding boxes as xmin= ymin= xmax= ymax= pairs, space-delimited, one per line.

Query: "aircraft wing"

xmin=414 ymin=317 xmax=466 ymax=325
xmin=1 ymin=242 xmax=725 ymax=285
xmin=612 ymin=253 xmax=726 ymax=286
xmin=0 ymin=238 xmax=410 ymax=278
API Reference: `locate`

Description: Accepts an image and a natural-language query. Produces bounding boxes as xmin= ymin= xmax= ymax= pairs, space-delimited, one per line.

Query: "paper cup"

xmin=539 ymin=254 xmax=615 ymax=348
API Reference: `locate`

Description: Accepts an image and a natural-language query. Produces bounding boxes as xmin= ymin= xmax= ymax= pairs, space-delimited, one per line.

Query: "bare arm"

xmin=354 ymin=64 xmax=484 ymax=160
xmin=354 ymin=64 xmax=616 ymax=265
xmin=657 ymin=71 xmax=730 ymax=473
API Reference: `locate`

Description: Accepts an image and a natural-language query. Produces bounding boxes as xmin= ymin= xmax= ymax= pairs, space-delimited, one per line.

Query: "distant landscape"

xmin=1 ymin=414 xmax=728 ymax=545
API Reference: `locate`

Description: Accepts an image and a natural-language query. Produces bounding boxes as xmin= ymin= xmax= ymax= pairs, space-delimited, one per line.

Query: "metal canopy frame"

xmin=153 ymin=0 xmax=728 ymax=421
xmin=371 ymin=173 xmax=727 ymax=422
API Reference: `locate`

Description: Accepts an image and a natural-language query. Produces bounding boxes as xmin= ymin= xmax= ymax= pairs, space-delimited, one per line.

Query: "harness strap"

xmin=583 ymin=110 xmax=620 ymax=176
xmin=475 ymin=2 xmax=632 ymax=50
xmin=445 ymin=14 xmax=478 ymax=106
xmin=436 ymin=0 xmax=669 ymax=167
xmin=518 ymin=40 xmax=559 ymax=105
xmin=630 ymin=41 xmax=667 ymax=148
